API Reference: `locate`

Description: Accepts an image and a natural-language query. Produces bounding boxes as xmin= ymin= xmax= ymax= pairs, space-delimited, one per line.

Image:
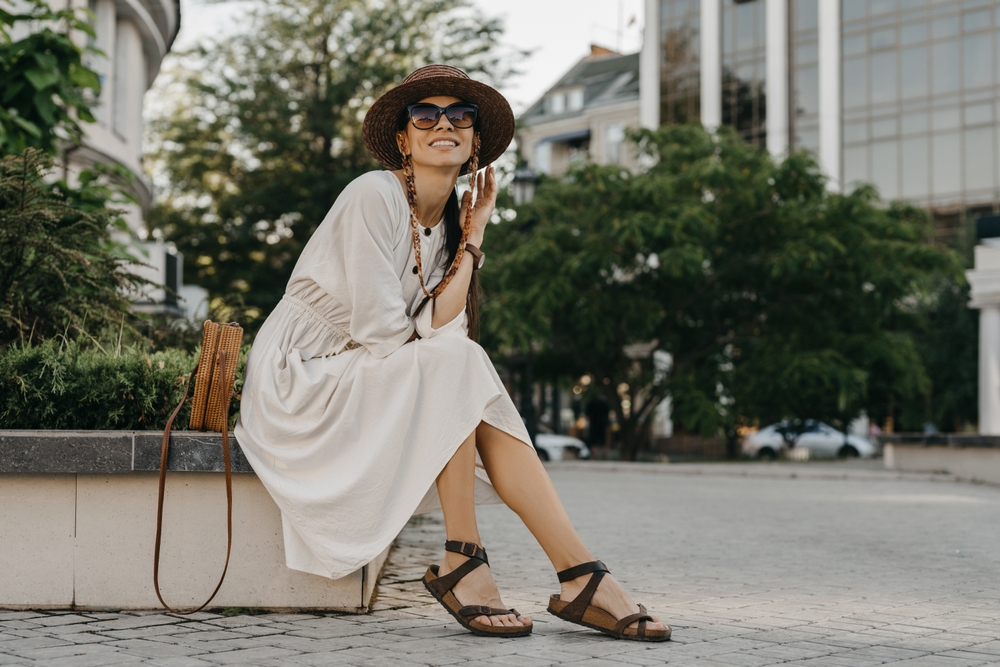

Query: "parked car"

xmin=534 ymin=432 xmax=591 ymax=461
xmin=742 ymin=420 xmax=877 ymax=460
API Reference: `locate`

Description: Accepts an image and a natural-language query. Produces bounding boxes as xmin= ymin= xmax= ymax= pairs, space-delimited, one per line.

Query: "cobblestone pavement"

xmin=3 ymin=461 xmax=1000 ymax=666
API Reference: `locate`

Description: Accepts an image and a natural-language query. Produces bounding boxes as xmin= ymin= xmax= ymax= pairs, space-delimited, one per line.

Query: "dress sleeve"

xmin=330 ymin=177 xmax=415 ymax=359
xmin=414 ymin=300 xmax=469 ymax=339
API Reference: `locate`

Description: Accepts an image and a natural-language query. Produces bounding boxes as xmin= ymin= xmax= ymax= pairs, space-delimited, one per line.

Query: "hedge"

xmin=0 ymin=338 xmax=247 ymax=430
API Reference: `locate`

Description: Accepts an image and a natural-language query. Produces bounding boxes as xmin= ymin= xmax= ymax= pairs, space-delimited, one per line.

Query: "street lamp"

xmin=511 ymin=162 xmax=538 ymax=206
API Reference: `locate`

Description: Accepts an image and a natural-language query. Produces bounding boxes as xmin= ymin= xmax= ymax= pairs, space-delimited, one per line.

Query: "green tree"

xmin=483 ymin=124 xmax=963 ymax=460
xmin=0 ymin=149 xmax=148 ymax=348
xmin=147 ymin=0 xmax=522 ymax=333
xmin=0 ymin=0 xmax=101 ymax=156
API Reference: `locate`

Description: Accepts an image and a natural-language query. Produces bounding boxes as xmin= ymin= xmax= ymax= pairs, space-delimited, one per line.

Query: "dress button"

xmin=423 ymin=227 xmax=431 ymax=236
xmin=412 ymin=265 xmax=418 ymax=274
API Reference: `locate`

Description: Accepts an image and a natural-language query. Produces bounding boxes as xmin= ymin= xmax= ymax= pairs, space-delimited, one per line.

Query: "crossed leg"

xmin=433 ymin=420 xmax=667 ymax=634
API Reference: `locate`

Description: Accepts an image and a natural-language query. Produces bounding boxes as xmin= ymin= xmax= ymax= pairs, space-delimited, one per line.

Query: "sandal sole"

xmin=548 ymin=597 xmax=671 ymax=642
xmin=423 ymin=567 xmax=532 ymax=638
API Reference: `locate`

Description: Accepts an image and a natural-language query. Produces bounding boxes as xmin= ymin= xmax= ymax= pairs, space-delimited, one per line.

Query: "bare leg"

xmin=434 ymin=430 xmax=530 ymax=628
xmin=476 ymin=421 xmax=668 ymax=634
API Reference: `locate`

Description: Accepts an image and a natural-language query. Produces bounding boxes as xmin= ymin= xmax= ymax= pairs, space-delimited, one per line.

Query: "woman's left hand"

xmin=460 ymin=165 xmax=497 ymax=244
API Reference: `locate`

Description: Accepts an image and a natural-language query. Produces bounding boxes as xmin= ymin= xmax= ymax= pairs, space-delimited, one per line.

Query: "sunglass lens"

xmin=446 ymin=105 xmax=476 ymax=128
xmin=410 ymin=105 xmax=440 ymax=129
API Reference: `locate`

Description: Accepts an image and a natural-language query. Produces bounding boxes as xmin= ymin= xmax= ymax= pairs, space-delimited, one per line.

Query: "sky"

xmin=168 ymin=0 xmax=646 ymax=114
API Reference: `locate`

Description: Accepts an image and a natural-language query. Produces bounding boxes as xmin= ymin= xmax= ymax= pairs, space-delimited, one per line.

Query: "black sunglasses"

xmin=406 ymin=102 xmax=479 ymax=130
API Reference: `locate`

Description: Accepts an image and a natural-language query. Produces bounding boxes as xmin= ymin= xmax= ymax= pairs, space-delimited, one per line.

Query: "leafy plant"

xmin=0 ymin=0 xmax=102 ymax=156
xmin=0 ymin=149 xmax=150 ymax=348
xmin=0 ymin=336 xmax=248 ymax=430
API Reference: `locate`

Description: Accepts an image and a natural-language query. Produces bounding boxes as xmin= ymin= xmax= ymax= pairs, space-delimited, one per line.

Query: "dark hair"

xmin=398 ymin=115 xmax=481 ymax=339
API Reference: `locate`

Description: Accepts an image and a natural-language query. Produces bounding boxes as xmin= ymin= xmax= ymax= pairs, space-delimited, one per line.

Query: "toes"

xmin=476 ymin=615 xmax=492 ymax=626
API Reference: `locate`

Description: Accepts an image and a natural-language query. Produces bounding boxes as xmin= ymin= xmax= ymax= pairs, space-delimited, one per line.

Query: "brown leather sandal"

xmin=548 ymin=560 xmax=670 ymax=642
xmin=422 ymin=540 xmax=532 ymax=637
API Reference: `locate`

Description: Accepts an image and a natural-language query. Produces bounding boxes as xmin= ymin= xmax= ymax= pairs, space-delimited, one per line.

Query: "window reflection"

xmin=872 ymin=118 xmax=897 ymax=138
xmin=931 ymin=40 xmax=959 ymax=95
xmin=932 ymin=16 xmax=959 ymax=40
xmin=842 ymin=0 xmax=867 ymax=22
xmin=932 ymin=132 xmax=961 ymax=196
xmin=932 ymin=108 xmax=960 ymax=131
xmin=795 ymin=0 xmax=817 ymax=30
xmin=795 ymin=65 xmax=819 ymax=116
xmin=900 ymin=22 xmax=927 ymax=45
xmin=965 ymin=104 xmax=992 ymax=126
xmin=844 ymin=145 xmax=869 ymax=186
xmin=872 ymin=140 xmax=900 ymax=200
xmin=901 ymin=112 xmax=928 ymax=135
xmin=963 ymin=33 xmax=991 ymax=89
xmin=900 ymin=46 xmax=927 ymax=98
xmin=843 ymin=33 xmax=866 ymax=56
xmin=844 ymin=121 xmax=867 ymax=142
xmin=901 ymin=137 xmax=929 ymax=199
xmin=871 ymin=52 xmax=898 ymax=104
xmin=843 ymin=58 xmax=868 ymax=108
xmin=965 ymin=127 xmax=994 ymax=192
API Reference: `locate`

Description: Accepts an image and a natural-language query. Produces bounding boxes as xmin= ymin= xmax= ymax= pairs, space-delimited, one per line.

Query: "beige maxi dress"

xmin=234 ymin=170 xmax=533 ymax=580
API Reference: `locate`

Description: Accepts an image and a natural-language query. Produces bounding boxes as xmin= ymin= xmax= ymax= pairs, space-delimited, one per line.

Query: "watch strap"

xmin=465 ymin=243 xmax=485 ymax=270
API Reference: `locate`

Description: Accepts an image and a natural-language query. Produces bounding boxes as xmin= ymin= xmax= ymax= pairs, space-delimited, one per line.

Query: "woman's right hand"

xmin=458 ymin=165 xmax=496 ymax=245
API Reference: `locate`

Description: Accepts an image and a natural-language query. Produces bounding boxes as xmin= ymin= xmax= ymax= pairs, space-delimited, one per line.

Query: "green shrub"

xmin=0 ymin=338 xmax=247 ymax=430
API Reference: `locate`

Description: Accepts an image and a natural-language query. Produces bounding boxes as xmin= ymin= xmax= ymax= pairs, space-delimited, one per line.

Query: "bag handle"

xmin=153 ymin=349 xmax=234 ymax=614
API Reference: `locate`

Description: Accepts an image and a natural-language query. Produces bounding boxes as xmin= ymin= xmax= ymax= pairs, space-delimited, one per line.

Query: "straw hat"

xmin=363 ymin=64 xmax=515 ymax=176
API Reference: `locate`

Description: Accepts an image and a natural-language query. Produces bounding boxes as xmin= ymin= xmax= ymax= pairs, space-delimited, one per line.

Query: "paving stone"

xmin=5 ymin=464 xmax=1000 ymax=665
xmin=144 ymin=658 xmax=218 ymax=667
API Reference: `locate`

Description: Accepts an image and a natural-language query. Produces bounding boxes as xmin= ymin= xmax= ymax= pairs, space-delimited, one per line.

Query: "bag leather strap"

xmin=153 ymin=349 xmax=234 ymax=614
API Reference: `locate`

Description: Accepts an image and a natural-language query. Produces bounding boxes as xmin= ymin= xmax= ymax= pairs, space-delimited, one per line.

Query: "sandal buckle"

xmin=460 ymin=542 xmax=477 ymax=556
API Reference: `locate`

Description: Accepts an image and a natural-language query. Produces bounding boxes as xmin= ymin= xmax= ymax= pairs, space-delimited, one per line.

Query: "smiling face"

xmin=397 ymin=95 xmax=476 ymax=173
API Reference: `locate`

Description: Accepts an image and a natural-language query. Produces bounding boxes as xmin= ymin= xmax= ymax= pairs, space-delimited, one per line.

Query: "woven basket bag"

xmin=154 ymin=320 xmax=243 ymax=614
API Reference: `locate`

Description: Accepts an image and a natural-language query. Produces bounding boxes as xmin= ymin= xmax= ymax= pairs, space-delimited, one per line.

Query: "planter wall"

xmin=881 ymin=433 xmax=1000 ymax=486
xmin=0 ymin=430 xmax=389 ymax=612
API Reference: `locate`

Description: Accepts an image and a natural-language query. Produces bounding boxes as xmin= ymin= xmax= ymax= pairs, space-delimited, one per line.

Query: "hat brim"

xmin=363 ymin=75 xmax=515 ymax=176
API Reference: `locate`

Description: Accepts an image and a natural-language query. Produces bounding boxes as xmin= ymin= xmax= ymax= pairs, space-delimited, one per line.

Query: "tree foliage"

xmin=0 ymin=149 xmax=149 ymax=348
xmin=0 ymin=0 xmax=101 ymax=156
xmin=147 ymin=0 xmax=522 ymax=333
xmin=483 ymin=125 xmax=965 ymax=459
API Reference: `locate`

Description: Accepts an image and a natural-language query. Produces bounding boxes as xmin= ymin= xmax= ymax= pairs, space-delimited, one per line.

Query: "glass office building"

xmin=642 ymin=0 xmax=1000 ymax=220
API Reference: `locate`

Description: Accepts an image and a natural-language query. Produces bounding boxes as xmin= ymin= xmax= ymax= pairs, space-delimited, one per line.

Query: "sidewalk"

xmin=3 ymin=460 xmax=1000 ymax=666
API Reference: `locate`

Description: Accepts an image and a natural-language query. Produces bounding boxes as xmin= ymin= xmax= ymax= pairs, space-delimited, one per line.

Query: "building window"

xmin=548 ymin=93 xmax=565 ymax=115
xmin=605 ymin=123 xmax=626 ymax=165
xmin=567 ymin=88 xmax=585 ymax=112
xmin=534 ymin=142 xmax=552 ymax=175
xmin=721 ymin=0 xmax=767 ymax=147
xmin=660 ymin=0 xmax=701 ymax=126
xmin=837 ymin=0 xmax=1000 ymax=212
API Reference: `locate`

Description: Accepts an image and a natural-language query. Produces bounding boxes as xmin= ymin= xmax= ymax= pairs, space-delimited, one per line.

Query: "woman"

xmin=235 ymin=64 xmax=669 ymax=641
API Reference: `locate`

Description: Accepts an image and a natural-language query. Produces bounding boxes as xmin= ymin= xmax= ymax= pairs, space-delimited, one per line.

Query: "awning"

xmin=539 ymin=129 xmax=591 ymax=144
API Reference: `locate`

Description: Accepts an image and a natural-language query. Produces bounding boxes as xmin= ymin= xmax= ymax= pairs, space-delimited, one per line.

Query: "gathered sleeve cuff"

xmin=413 ymin=299 xmax=469 ymax=340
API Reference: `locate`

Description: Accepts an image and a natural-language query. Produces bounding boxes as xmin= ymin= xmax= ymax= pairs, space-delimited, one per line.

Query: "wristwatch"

xmin=465 ymin=243 xmax=486 ymax=270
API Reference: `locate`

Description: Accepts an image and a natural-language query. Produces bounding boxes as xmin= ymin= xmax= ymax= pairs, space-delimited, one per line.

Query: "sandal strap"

xmin=457 ymin=605 xmax=519 ymax=618
xmin=426 ymin=542 xmax=489 ymax=598
xmin=613 ymin=604 xmax=654 ymax=636
xmin=559 ymin=567 xmax=608 ymax=620
xmin=556 ymin=560 xmax=608 ymax=583
xmin=445 ymin=540 xmax=489 ymax=564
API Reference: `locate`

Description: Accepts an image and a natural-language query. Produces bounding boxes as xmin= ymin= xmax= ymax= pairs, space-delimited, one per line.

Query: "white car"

xmin=742 ymin=421 xmax=877 ymax=460
xmin=534 ymin=433 xmax=591 ymax=461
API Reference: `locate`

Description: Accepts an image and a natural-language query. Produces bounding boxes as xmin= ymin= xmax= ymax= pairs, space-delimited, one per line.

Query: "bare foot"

xmin=560 ymin=571 xmax=668 ymax=634
xmin=438 ymin=550 xmax=532 ymax=628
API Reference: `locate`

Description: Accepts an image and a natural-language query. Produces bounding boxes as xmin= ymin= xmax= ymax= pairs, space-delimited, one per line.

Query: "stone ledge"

xmin=0 ymin=430 xmax=254 ymax=474
xmin=878 ymin=433 xmax=1000 ymax=448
